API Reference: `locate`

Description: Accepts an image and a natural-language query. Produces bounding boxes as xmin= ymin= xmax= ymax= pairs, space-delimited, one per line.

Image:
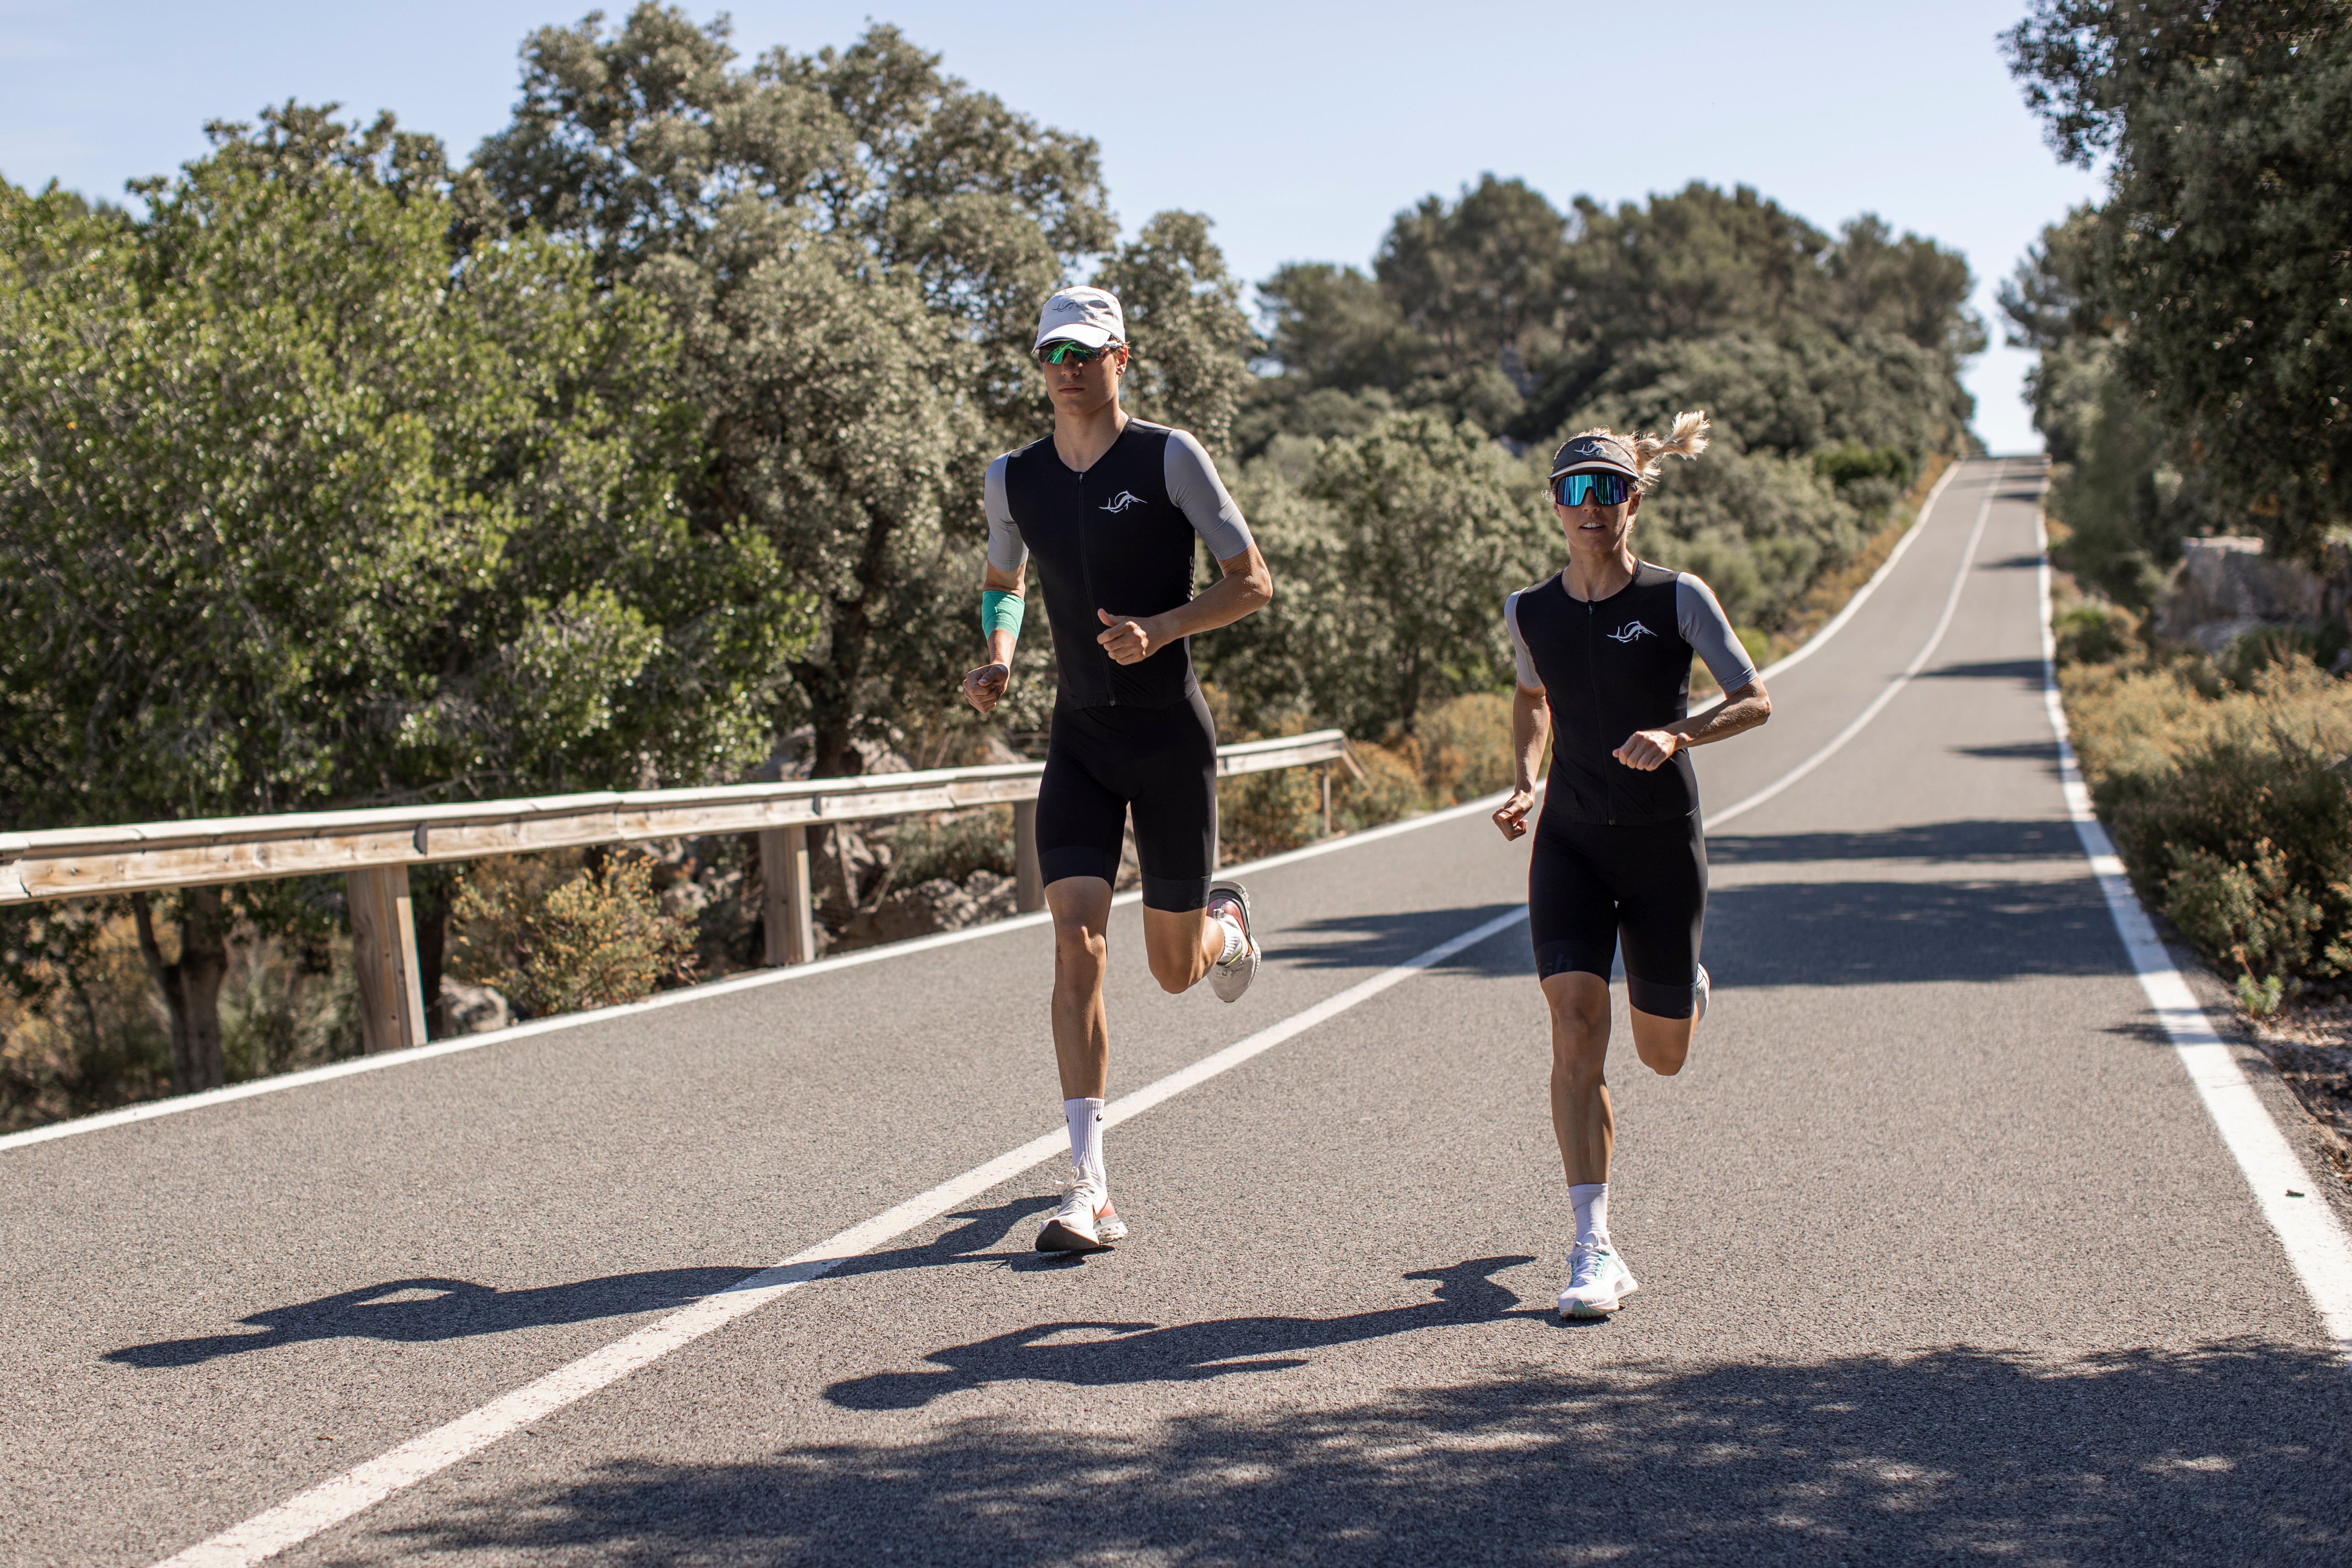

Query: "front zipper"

xmin=1076 ymin=456 xmax=1119 ymax=707
xmin=1584 ymin=595 xmax=1616 ymax=824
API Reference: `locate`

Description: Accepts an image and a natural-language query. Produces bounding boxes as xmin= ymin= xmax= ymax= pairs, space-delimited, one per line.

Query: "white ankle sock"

xmin=1213 ymin=912 xmax=1245 ymax=964
xmin=1064 ymin=1097 xmax=1105 ymax=1186
xmin=1569 ymin=1182 xmax=1609 ymax=1248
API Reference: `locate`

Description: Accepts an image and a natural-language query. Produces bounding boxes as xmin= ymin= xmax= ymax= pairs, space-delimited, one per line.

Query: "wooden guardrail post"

xmin=1013 ymin=800 xmax=1044 ymax=912
xmin=759 ymin=825 xmax=817 ymax=965
xmin=347 ymin=866 xmax=427 ymax=1054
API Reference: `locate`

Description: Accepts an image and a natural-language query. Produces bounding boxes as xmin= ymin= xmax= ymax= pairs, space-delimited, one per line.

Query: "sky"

xmin=0 ymin=0 xmax=2105 ymax=454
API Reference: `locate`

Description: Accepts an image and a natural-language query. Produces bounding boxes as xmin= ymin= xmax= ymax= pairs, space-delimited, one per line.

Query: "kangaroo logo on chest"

xmin=1100 ymin=491 xmax=1144 ymax=514
xmin=1606 ymin=620 xmax=1655 ymax=644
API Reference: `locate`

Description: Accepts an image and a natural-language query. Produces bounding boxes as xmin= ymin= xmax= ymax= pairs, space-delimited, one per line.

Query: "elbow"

xmin=1246 ymin=568 xmax=1274 ymax=612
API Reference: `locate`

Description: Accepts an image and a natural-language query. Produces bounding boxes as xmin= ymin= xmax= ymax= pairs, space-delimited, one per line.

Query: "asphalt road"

xmin=6 ymin=458 xmax=2347 ymax=1566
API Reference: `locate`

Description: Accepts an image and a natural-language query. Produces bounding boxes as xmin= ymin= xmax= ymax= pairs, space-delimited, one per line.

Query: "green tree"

xmin=2005 ymin=0 xmax=2352 ymax=560
xmin=2000 ymin=206 xmax=2223 ymax=608
xmin=0 ymin=108 xmax=800 ymax=1086
xmin=473 ymin=5 xmax=1125 ymax=776
xmin=1205 ymin=413 xmax=1555 ymax=736
xmin=1092 ymin=210 xmax=1257 ymax=454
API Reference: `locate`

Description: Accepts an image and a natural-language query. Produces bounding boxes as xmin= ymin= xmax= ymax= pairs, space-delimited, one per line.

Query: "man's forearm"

xmin=1147 ymin=575 xmax=1262 ymax=640
xmin=1669 ymin=684 xmax=1771 ymax=748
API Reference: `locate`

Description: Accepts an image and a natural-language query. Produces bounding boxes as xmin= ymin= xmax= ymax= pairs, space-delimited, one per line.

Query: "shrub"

xmin=2053 ymin=602 xmax=2139 ymax=666
xmin=450 ymin=851 xmax=697 ymax=1016
xmin=2064 ymin=655 xmax=2352 ymax=987
xmin=1407 ymin=692 xmax=1517 ymax=805
xmin=1335 ymin=740 xmax=1433 ymax=830
xmin=1219 ymin=762 xmax=1328 ymax=864
xmin=888 ymin=806 xmax=1015 ymax=886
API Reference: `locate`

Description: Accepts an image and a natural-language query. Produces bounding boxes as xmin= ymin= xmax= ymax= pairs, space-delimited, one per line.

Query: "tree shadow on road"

xmin=1707 ymin=876 xmax=2120 ymax=987
xmin=1917 ymin=657 xmax=2049 ymax=688
xmin=1274 ymin=904 xmax=1526 ymax=979
xmin=103 ymin=1267 xmax=756 ymax=1369
xmin=382 ymin=1337 xmax=2347 ymax=1566
xmin=1709 ymin=819 xmax=2079 ymax=867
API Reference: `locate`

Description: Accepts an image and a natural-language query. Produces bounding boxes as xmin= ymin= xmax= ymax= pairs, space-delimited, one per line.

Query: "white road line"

xmin=1750 ymin=454 xmax=1965 ymax=687
xmin=0 ymin=791 xmax=1517 ymax=1155
xmin=149 ymin=905 xmax=1530 ymax=1568
xmin=2033 ymin=516 xmax=2352 ymax=1358
xmin=1704 ymin=459 xmax=2004 ymax=832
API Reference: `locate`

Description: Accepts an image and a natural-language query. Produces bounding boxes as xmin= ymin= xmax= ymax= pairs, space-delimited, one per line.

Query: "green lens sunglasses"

xmin=1037 ymin=340 xmax=1115 ymax=366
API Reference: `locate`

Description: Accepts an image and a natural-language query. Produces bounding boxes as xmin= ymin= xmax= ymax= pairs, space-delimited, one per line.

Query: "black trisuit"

xmin=986 ymin=420 xmax=1253 ymax=912
xmin=1506 ymin=562 xmax=1758 ymax=1018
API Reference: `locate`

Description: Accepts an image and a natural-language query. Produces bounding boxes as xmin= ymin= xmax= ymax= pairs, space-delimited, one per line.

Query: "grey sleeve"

xmin=983 ymin=454 xmax=1026 ymax=575
xmin=1676 ymin=574 xmax=1759 ymax=691
xmin=1504 ymin=591 xmax=1541 ymax=689
xmin=1162 ymin=430 xmax=1254 ymax=561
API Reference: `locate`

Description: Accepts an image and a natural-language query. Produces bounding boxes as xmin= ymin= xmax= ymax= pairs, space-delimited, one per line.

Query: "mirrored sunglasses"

xmin=1553 ymin=471 xmax=1632 ymax=508
xmin=1037 ymin=340 xmax=1113 ymax=366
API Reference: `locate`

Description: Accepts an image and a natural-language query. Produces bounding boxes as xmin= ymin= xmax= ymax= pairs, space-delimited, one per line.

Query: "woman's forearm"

xmin=1514 ymin=690 xmax=1550 ymax=790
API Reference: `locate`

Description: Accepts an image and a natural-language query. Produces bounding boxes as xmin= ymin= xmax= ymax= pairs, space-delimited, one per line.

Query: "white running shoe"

xmin=1036 ymin=1172 xmax=1127 ymax=1252
xmin=1692 ymin=964 xmax=1709 ymax=1027
xmin=1557 ymin=1240 xmax=1641 ymax=1318
xmin=1206 ymin=879 xmax=1260 ymax=1003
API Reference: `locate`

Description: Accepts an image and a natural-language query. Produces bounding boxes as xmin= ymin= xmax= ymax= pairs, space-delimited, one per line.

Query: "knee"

xmin=1547 ymin=993 xmax=1608 ymax=1046
xmin=1549 ymin=1014 xmax=1608 ymax=1083
xmin=1052 ymin=921 xmax=1107 ymax=972
xmin=1146 ymin=953 xmax=1194 ymax=995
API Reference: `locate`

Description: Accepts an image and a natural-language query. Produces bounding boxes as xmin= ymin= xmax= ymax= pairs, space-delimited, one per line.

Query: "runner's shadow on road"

xmin=103 ymin=1267 xmax=754 ymax=1369
xmin=823 ymin=1255 xmax=1542 ymax=1411
xmin=1276 ymin=905 xmax=1526 ymax=979
xmin=817 ymin=1198 xmax=1061 ymax=1284
xmin=388 ymin=1338 xmax=2347 ymax=1566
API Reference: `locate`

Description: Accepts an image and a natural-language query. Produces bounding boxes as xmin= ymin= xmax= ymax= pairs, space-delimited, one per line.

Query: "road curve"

xmin=6 ymin=458 xmax=2347 ymax=1567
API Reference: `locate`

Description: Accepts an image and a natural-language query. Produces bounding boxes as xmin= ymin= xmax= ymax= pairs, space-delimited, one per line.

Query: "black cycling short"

xmin=1036 ymin=689 xmax=1217 ymax=912
xmin=1528 ymin=811 xmax=1707 ymax=1019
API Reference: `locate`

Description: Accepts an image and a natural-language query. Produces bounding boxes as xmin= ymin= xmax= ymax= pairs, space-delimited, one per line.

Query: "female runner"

xmin=1492 ymin=414 xmax=1773 ymax=1318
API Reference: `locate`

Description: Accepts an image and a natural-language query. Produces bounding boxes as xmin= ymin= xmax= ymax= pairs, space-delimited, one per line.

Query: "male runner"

xmin=1491 ymin=416 xmax=1772 ymax=1317
xmin=963 ymin=284 xmax=1273 ymax=1253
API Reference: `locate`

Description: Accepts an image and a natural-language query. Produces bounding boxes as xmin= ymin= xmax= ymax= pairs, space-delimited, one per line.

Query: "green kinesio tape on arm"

xmin=981 ymin=588 xmax=1024 ymax=642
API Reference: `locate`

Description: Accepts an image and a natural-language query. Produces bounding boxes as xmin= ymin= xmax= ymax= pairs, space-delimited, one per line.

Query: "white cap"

xmin=1035 ymin=285 xmax=1125 ymax=351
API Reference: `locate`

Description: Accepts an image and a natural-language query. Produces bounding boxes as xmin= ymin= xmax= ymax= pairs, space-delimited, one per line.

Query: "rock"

xmin=965 ymin=869 xmax=1018 ymax=921
xmin=866 ymin=877 xmax=978 ymax=944
xmin=439 ymin=978 xmax=511 ymax=1035
xmin=2157 ymin=536 xmax=2325 ymax=649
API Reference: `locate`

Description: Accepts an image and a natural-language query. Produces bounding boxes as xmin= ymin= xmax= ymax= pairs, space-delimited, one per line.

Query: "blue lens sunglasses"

xmin=1552 ymin=471 xmax=1633 ymax=508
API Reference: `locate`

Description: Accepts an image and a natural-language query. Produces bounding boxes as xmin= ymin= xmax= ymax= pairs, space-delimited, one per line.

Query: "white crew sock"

xmin=1064 ymin=1097 xmax=1106 ymax=1188
xmin=1569 ymin=1183 xmax=1610 ymax=1248
xmin=1212 ymin=912 xmax=1246 ymax=965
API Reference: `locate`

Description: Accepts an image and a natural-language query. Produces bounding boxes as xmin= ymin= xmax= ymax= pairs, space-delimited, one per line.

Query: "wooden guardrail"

xmin=0 ymin=730 xmax=1360 ymax=1055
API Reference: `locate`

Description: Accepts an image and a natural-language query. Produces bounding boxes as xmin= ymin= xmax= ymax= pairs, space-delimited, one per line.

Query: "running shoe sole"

xmin=1036 ymin=1205 xmax=1125 ymax=1252
xmin=1558 ymin=1273 xmax=1640 ymax=1319
xmin=1206 ymin=879 xmax=1259 ymax=1003
xmin=1036 ymin=1219 xmax=1110 ymax=1253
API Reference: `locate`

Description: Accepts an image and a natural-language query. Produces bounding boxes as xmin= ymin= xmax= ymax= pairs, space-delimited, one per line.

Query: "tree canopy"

xmin=2005 ymin=0 xmax=2352 ymax=565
